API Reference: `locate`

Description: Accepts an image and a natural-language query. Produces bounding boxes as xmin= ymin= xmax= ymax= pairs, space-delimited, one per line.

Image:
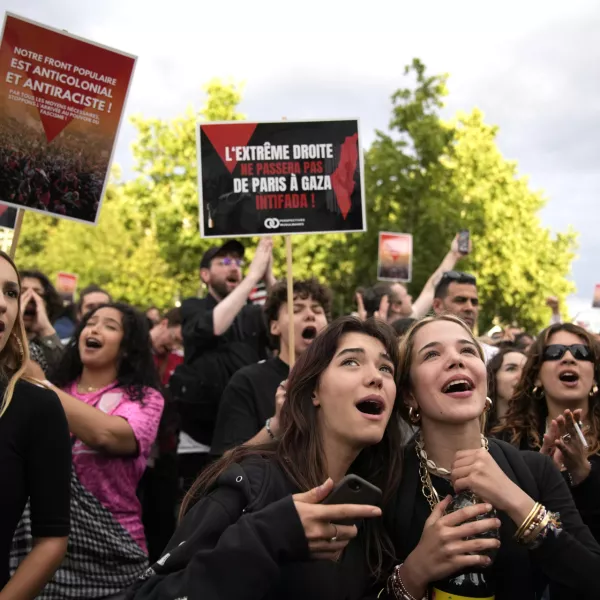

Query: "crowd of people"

xmin=1 ymin=233 xmax=599 ymax=600
xmin=0 ymin=116 xmax=108 ymax=221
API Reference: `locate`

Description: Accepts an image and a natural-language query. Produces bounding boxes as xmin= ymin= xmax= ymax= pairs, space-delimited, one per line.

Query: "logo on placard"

xmin=264 ymin=218 xmax=280 ymax=230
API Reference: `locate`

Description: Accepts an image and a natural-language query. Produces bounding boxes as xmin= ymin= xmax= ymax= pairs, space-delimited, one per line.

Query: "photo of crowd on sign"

xmin=377 ymin=232 xmax=412 ymax=282
xmin=0 ymin=13 xmax=136 ymax=224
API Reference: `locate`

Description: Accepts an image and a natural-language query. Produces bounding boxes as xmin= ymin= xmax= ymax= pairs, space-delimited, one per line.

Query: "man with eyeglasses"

xmin=433 ymin=271 xmax=498 ymax=362
xmin=170 ymin=238 xmax=276 ymax=489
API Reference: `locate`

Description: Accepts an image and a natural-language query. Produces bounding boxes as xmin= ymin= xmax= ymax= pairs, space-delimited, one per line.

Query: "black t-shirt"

xmin=0 ymin=379 xmax=71 ymax=589
xmin=211 ymin=357 xmax=289 ymax=456
xmin=180 ymin=294 xmax=269 ymax=366
xmin=170 ymin=294 xmax=271 ymax=445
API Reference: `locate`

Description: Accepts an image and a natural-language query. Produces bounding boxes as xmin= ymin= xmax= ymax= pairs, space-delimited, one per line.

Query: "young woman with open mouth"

xmin=494 ymin=323 xmax=600 ymax=544
xmin=122 ymin=317 xmax=404 ymax=600
xmin=0 ymin=252 xmax=71 ymax=599
xmin=485 ymin=347 xmax=527 ymax=433
xmin=16 ymin=303 xmax=164 ymax=598
xmin=376 ymin=315 xmax=599 ymax=600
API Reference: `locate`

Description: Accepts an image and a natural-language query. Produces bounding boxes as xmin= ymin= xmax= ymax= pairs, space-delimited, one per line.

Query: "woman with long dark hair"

xmin=485 ymin=346 xmax=527 ymax=432
xmin=124 ymin=316 xmax=404 ymax=600
xmin=17 ymin=303 xmax=164 ymax=598
xmin=494 ymin=323 xmax=600 ymax=543
xmin=377 ymin=315 xmax=599 ymax=600
xmin=0 ymin=252 xmax=71 ymax=598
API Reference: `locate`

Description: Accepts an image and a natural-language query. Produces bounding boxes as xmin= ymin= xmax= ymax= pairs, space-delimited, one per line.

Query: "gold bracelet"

xmin=522 ymin=506 xmax=545 ymax=539
xmin=525 ymin=511 xmax=550 ymax=545
xmin=514 ymin=502 xmax=541 ymax=541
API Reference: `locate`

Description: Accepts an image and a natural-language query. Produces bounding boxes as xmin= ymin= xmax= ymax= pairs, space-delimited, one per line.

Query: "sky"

xmin=5 ymin=0 xmax=599 ymax=318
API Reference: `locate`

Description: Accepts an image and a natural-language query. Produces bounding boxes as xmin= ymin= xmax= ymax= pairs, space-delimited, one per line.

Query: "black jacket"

xmin=169 ymin=295 xmax=270 ymax=445
xmin=497 ymin=429 xmax=600 ymax=544
xmin=125 ymin=457 xmax=373 ymax=600
xmin=377 ymin=439 xmax=600 ymax=600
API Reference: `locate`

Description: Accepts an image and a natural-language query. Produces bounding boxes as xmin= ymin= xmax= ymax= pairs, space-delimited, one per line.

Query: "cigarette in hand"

xmin=574 ymin=421 xmax=589 ymax=449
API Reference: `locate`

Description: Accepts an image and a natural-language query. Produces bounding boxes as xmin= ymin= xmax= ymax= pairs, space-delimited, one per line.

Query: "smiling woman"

xmin=376 ymin=314 xmax=600 ymax=600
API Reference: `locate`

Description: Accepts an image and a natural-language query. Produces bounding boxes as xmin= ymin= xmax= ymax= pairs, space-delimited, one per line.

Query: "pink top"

xmin=66 ymin=382 xmax=164 ymax=552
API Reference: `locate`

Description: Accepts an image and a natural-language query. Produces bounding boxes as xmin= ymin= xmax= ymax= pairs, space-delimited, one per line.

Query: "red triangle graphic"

xmin=202 ymin=123 xmax=258 ymax=174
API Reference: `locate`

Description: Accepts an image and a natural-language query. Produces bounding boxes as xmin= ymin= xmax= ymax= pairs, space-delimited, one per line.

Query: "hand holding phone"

xmin=457 ymin=230 xmax=470 ymax=255
xmin=321 ymin=474 xmax=382 ymax=525
xmin=292 ymin=478 xmax=382 ymax=561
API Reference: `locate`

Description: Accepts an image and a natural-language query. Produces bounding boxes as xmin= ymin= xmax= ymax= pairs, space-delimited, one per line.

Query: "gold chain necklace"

xmin=416 ymin=434 xmax=490 ymax=512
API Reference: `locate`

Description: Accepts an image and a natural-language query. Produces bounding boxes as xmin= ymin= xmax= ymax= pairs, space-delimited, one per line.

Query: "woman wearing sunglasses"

xmin=494 ymin=323 xmax=600 ymax=543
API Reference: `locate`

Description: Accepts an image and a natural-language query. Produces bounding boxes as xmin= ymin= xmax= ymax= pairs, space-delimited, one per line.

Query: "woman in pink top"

xmin=20 ymin=302 xmax=164 ymax=599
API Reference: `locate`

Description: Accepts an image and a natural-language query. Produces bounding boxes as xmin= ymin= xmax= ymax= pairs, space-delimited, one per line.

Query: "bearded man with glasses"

xmin=169 ymin=238 xmax=276 ymax=490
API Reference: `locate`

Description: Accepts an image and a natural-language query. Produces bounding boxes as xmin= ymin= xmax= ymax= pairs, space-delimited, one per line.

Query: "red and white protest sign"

xmin=377 ymin=232 xmax=413 ymax=282
xmin=0 ymin=13 xmax=136 ymax=224
xmin=56 ymin=271 xmax=78 ymax=302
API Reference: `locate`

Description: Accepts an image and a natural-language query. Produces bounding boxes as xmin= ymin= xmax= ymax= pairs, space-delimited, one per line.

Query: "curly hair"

xmin=493 ymin=323 xmax=600 ymax=454
xmin=485 ymin=347 xmax=526 ymax=432
xmin=263 ymin=278 xmax=332 ymax=348
xmin=51 ymin=302 xmax=161 ymax=402
xmin=20 ymin=269 xmax=64 ymax=323
xmin=181 ymin=316 xmax=404 ymax=577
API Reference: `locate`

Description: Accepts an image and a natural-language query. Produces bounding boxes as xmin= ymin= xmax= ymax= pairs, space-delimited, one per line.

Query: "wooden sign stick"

xmin=9 ymin=209 xmax=24 ymax=260
xmin=285 ymin=234 xmax=295 ymax=366
xmin=280 ymin=116 xmax=296 ymax=367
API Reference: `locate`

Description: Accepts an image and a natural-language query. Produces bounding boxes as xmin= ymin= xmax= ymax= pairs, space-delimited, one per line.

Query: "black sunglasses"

xmin=542 ymin=344 xmax=594 ymax=362
xmin=441 ymin=271 xmax=477 ymax=285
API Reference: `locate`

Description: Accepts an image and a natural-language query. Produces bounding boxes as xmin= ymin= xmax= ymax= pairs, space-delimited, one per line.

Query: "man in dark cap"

xmin=170 ymin=237 xmax=275 ymax=487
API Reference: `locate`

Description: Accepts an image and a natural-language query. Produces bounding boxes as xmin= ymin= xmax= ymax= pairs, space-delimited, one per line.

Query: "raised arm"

xmin=212 ymin=238 xmax=273 ymax=336
xmin=411 ymin=234 xmax=468 ymax=319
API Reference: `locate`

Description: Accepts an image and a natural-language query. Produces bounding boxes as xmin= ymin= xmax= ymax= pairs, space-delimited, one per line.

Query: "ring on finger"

xmin=561 ymin=433 xmax=572 ymax=443
xmin=329 ymin=523 xmax=338 ymax=543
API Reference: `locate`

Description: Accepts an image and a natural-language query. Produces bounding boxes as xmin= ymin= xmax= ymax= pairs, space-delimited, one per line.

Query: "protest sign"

xmin=197 ymin=119 xmax=366 ymax=238
xmin=0 ymin=13 xmax=136 ymax=224
xmin=0 ymin=204 xmax=17 ymax=229
xmin=593 ymin=284 xmax=600 ymax=308
xmin=56 ymin=271 xmax=78 ymax=303
xmin=377 ymin=232 xmax=412 ymax=282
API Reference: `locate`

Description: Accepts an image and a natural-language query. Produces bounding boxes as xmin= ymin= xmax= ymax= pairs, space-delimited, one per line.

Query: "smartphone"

xmin=458 ymin=229 xmax=470 ymax=255
xmin=322 ymin=475 xmax=382 ymax=525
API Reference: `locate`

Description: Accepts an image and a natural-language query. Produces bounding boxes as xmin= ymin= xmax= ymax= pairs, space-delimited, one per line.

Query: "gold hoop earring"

xmin=14 ymin=335 xmax=24 ymax=362
xmin=533 ymin=386 xmax=544 ymax=399
xmin=408 ymin=406 xmax=421 ymax=424
xmin=591 ymin=384 xmax=598 ymax=397
xmin=485 ymin=396 xmax=493 ymax=412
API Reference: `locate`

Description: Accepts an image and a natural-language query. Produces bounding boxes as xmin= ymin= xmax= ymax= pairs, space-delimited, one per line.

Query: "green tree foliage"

xmin=123 ymin=78 xmax=248 ymax=300
xmin=363 ymin=59 xmax=576 ymax=331
xmin=16 ymin=182 xmax=175 ymax=309
xmin=16 ymin=69 xmax=576 ymax=330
